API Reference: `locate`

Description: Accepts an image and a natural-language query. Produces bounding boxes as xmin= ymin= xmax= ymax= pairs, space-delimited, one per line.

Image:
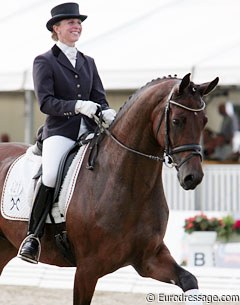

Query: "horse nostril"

xmin=180 ymin=172 xmax=203 ymax=190
xmin=184 ymin=174 xmax=194 ymax=184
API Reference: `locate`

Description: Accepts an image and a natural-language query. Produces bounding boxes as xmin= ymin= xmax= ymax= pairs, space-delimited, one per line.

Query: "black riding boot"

xmin=18 ymin=183 xmax=54 ymax=264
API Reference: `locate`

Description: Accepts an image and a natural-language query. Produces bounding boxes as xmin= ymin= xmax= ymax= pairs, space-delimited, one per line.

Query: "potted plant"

xmin=183 ymin=213 xmax=222 ymax=267
xmin=183 ymin=213 xmax=240 ymax=266
xmin=217 ymin=215 xmax=240 ymax=243
xmin=184 ymin=213 xmax=240 ymax=241
xmin=184 ymin=213 xmax=222 ymax=234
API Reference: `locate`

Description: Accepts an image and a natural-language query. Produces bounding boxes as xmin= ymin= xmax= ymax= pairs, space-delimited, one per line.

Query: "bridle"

xmin=159 ymin=84 xmax=205 ymax=169
xmin=94 ymin=84 xmax=205 ymax=170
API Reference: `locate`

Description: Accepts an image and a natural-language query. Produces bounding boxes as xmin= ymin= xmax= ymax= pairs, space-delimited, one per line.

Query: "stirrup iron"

xmin=17 ymin=234 xmax=41 ymax=264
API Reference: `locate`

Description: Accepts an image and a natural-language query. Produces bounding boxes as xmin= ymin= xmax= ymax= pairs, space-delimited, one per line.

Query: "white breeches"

xmin=42 ymin=136 xmax=75 ymax=188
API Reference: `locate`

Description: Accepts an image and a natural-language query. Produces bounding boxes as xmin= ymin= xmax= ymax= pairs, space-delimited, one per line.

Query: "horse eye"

xmin=172 ymin=119 xmax=180 ymax=126
xmin=172 ymin=117 xmax=185 ymax=127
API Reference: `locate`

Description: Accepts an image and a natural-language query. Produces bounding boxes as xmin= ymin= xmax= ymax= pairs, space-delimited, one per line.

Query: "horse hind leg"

xmin=134 ymin=242 xmax=203 ymax=305
xmin=0 ymin=235 xmax=17 ymax=275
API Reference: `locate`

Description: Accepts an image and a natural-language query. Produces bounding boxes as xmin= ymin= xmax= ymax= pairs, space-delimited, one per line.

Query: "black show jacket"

xmin=33 ymin=44 xmax=110 ymax=140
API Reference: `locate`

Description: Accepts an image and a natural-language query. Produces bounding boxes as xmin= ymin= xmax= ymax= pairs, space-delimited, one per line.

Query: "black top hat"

xmin=46 ymin=2 xmax=87 ymax=31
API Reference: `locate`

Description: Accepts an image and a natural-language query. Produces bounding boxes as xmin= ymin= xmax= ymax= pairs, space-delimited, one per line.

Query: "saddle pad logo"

xmin=9 ymin=180 xmax=23 ymax=211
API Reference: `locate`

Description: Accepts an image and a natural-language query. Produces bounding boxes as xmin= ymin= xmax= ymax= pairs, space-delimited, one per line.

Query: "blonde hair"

xmin=51 ymin=22 xmax=61 ymax=41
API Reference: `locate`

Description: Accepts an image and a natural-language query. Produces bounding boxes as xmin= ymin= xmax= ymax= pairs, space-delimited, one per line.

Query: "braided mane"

xmin=116 ymin=75 xmax=179 ymax=117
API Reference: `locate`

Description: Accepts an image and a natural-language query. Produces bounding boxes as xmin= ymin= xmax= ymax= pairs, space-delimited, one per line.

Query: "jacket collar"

xmin=52 ymin=44 xmax=85 ymax=72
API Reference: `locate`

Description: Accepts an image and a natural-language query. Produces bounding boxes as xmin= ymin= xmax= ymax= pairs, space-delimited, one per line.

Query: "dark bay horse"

xmin=0 ymin=73 xmax=218 ymax=305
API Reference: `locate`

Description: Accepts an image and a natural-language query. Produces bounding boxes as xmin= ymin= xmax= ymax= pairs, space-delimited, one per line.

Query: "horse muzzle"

xmin=177 ymin=162 xmax=204 ymax=190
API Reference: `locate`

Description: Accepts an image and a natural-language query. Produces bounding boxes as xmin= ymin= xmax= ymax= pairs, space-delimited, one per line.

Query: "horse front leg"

xmin=134 ymin=242 xmax=203 ymax=305
xmin=73 ymin=267 xmax=98 ymax=305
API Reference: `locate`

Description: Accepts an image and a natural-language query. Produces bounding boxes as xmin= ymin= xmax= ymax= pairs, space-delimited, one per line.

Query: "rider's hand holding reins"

xmin=75 ymin=100 xmax=100 ymax=118
xmin=102 ymin=109 xmax=116 ymax=125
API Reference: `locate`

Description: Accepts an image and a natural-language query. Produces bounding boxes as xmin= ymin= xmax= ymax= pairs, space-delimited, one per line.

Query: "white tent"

xmin=1 ymin=0 xmax=240 ymax=91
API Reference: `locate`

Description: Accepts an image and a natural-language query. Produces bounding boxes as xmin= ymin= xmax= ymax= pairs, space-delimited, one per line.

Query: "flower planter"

xmin=187 ymin=231 xmax=217 ymax=267
xmin=217 ymin=233 xmax=240 ymax=243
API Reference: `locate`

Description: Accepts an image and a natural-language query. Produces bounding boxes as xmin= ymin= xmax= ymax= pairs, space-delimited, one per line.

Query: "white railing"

xmin=163 ymin=163 xmax=240 ymax=211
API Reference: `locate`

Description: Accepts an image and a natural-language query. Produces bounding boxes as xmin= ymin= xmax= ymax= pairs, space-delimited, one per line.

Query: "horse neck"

xmin=106 ymin=84 xmax=167 ymax=187
xmin=111 ymin=80 xmax=172 ymax=156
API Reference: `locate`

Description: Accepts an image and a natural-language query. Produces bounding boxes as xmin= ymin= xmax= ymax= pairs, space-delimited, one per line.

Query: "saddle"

xmin=34 ymin=126 xmax=104 ymax=204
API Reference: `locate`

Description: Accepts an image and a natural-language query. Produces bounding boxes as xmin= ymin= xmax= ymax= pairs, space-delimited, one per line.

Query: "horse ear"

xmin=179 ymin=73 xmax=191 ymax=95
xmin=199 ymin=77 xmax=219 ymax=96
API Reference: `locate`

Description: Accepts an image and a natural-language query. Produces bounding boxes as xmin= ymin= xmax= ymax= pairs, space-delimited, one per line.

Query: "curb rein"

xmin=94 ymin=85 xmax=205 ymax=170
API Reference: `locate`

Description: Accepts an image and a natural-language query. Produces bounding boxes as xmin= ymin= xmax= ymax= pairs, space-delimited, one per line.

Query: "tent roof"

xmin=1 ymin=0 xmax=240 ymax=91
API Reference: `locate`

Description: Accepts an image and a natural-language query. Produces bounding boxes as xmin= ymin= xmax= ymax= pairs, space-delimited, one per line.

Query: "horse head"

xmin=152 ymin=73 xmax=219 ymax=190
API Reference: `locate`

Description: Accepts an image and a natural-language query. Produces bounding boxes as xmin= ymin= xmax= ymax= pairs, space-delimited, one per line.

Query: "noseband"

xmin=94 ymin=84 xmax=205 ymax=170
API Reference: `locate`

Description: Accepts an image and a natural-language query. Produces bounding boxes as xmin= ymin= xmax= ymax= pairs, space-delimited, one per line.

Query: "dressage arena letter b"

xmin=194 ymin=252 xmax=205 ymax=266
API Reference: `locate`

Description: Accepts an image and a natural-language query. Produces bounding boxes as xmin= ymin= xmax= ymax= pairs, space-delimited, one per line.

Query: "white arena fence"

xmin=163 ymin=163 xmax=240 ymax=211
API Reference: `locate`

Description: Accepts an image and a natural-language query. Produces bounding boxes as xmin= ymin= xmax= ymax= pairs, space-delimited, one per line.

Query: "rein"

xmin=94 ymin=114 xmax=164 ymax=162
xmin=94 ymin=84 xmax=205 ymax=169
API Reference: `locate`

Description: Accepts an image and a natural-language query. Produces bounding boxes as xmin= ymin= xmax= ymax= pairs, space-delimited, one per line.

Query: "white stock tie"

xmin=65 ymin=48 xmax=77 ymax=67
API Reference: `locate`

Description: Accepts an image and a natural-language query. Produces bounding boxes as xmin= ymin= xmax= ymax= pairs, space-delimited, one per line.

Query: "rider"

xmin=18 ymin=2 xmax=116 ymax=264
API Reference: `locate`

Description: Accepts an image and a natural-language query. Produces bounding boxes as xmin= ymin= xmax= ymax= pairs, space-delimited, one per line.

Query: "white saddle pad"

xmin=1 ymin=141 xmax=90 ymax=223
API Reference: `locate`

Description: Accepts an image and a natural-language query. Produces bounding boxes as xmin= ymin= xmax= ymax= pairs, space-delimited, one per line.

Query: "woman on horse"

xmin=18 ymin=2 xmax=116 ymax=264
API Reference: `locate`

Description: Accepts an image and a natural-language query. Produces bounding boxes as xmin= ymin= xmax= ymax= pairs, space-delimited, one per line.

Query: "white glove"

xmin=102 ymin=109 xmax=116 ymax=125
xmin=75 ymin=100 xmax=100 ymax=118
